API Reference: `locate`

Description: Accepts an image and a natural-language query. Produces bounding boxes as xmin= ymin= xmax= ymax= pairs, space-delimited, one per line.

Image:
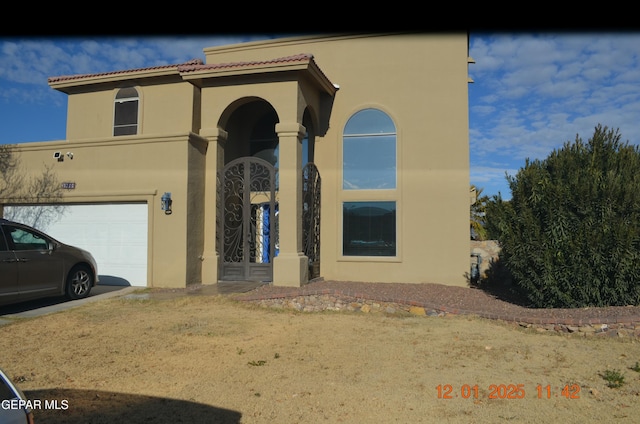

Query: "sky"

xmin=2 ymin=33 xmax=640 ymax=200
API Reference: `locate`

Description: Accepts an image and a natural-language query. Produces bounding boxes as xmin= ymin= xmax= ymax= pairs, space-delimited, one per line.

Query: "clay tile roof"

xmin=177 ymin=53 xmax=314 ymax=73
xmin=176 ymin=53 xmax=336 ymax=94
xmin=47 ymin=58 xmax=204 ymax=84
xmin=47 ymin=53 xmax=335 ymax=95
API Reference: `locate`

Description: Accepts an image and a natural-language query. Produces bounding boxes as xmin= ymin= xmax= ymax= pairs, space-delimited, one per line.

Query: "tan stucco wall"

xmin=3 ymin=33 xmax=471 ymax=288
xmin=185 ymin=135 xmax=207 ymax=284
xmin=204 ymin=34 xmax=471 ymax=286
xmin=65 ymin=79 xmax=199 ymax=140
xmin=2 ymin=134 xmax=206 ymax=288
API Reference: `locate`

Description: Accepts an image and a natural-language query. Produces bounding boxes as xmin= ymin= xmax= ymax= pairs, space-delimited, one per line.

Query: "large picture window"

xmin=114 ymin=87 xmax=139 ymax=136
xmin=343 ymin=201 xmax=396 ymax=256
xmin=343 ymin=108 xmax=396 ymax=190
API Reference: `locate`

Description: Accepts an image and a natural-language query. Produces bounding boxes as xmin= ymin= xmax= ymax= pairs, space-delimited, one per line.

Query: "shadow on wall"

xmin=470 ymin=240 xmax=501 ymax=278
xmin=468 ymin=240 xmax=531 ymax=307
xmin=25 ymin=388 xmax=242 ymax=424
xmin=470 ymin=256 xmax=530 ymax=305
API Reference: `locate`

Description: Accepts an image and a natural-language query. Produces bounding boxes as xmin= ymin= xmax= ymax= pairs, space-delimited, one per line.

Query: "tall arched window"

xmin=342 ymin=108 xmax=397 ymax=257
xmin=113 ymin=87 xmax=139 ymax=136
xmin=343 ymin=108 xmax=396 ymax=190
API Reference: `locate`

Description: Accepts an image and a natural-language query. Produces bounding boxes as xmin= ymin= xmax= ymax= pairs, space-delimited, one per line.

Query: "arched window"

xmin=343 ymin=108 xmax=396 ymax=190
xmin=341 ymin=108 xmax=397 ymax=257
xmin=113 ymin=87 xmax=139 ymax=136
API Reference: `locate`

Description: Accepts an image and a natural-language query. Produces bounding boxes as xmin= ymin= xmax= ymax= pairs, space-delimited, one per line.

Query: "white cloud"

xmin=469 ymin=32 xmax=640 ymax=199
xmin=3 ymin=33 xmax=640 ymax=195
xmin=470 ymin=104 xmax=495 ymax=116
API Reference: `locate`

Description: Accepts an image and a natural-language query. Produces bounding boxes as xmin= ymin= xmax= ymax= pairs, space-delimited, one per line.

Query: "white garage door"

xmin=4 ymin=203 xmax=148 ymax=286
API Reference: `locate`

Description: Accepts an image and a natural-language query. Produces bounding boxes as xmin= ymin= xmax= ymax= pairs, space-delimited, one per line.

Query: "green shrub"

xmin=600 ymin=369 xmax=625 ymax=388
xmin=486 ymin=125 xmax=640 ymax=308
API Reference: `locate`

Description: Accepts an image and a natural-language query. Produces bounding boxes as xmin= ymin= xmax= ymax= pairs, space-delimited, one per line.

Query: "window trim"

xmin=113 ymin=86 xmax=141 ymax=136
xmin=337 ymin=196 xmax=401 ymax=262
xmin=339 ymin=105 xmax=401 ymax=261
xmin=341 ymin=200 xmax=398 ymax=258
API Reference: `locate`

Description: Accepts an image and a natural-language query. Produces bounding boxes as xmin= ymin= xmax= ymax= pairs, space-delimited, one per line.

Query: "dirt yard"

xmin=1 ymin=292 xmax=640 ymax=423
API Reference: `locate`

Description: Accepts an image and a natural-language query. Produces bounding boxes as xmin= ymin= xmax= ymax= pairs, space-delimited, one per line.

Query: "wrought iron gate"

xmin=302 ymin=163 xmax=321 ymax=279
xmin=217 ymin=157 xmax=277 ymax=281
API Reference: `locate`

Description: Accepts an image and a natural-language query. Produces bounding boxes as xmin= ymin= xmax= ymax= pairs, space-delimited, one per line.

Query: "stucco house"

xmin=0 ymin=33 xmax=473 ymax=289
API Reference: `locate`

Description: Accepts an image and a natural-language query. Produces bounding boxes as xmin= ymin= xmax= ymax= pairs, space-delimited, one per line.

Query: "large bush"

xmin=486 ymin=125 xmax=640 ymax=308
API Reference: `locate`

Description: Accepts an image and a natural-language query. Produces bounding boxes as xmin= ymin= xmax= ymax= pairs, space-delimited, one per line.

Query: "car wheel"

xmin=66 ymin=265 xmax=94 ymax=300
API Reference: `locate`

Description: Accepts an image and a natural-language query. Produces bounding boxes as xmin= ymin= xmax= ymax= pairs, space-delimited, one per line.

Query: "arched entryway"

xmin=217 ymin=156 xmax=278 ymax=281
xmin=193 ymin=52 xmax=336 ymax=287
xmin=223 ymin=100 xmax=280 ymax=168
xmin=213 ymin=97 xmax=325 ymax=284
xmin=217 ymin=100 xmax=279 ymax=281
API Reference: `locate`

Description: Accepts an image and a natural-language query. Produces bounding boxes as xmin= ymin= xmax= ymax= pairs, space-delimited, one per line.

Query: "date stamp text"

xmin=436 ymin=384 xmax=580 ymax=399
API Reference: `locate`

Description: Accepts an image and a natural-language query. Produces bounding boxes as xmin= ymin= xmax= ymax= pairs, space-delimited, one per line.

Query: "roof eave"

xmin=180 ymin=60 xmax=337 ymax=96
xmin=48 ymin=67 xmax=182 ymax=93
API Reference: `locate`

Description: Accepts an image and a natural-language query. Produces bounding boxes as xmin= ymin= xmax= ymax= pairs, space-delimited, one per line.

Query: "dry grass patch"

xmin=1 ymin=294 xmax=639 ymax=423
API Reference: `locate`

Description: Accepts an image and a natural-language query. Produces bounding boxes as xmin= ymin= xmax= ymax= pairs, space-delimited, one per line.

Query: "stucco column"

xmin=273 ymin=122 xmax=308 ymax=286
xmin=201 ymin=127 xmax=227 ymax=284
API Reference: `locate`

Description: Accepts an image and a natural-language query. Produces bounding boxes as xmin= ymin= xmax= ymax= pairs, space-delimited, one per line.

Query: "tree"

xmin=0 ymin=144 xmax=24 ymax=199
xmin=470 ymin=185 xmax=489 ymax=240
xmin=0 ymin=144 xmax=66 ymax=230
xmin=486 ymin=124 xmax=640 ymax=308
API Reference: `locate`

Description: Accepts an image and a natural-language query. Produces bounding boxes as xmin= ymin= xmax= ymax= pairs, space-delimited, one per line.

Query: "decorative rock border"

xmin=237 ymin=293 xmax=640 ymax=338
